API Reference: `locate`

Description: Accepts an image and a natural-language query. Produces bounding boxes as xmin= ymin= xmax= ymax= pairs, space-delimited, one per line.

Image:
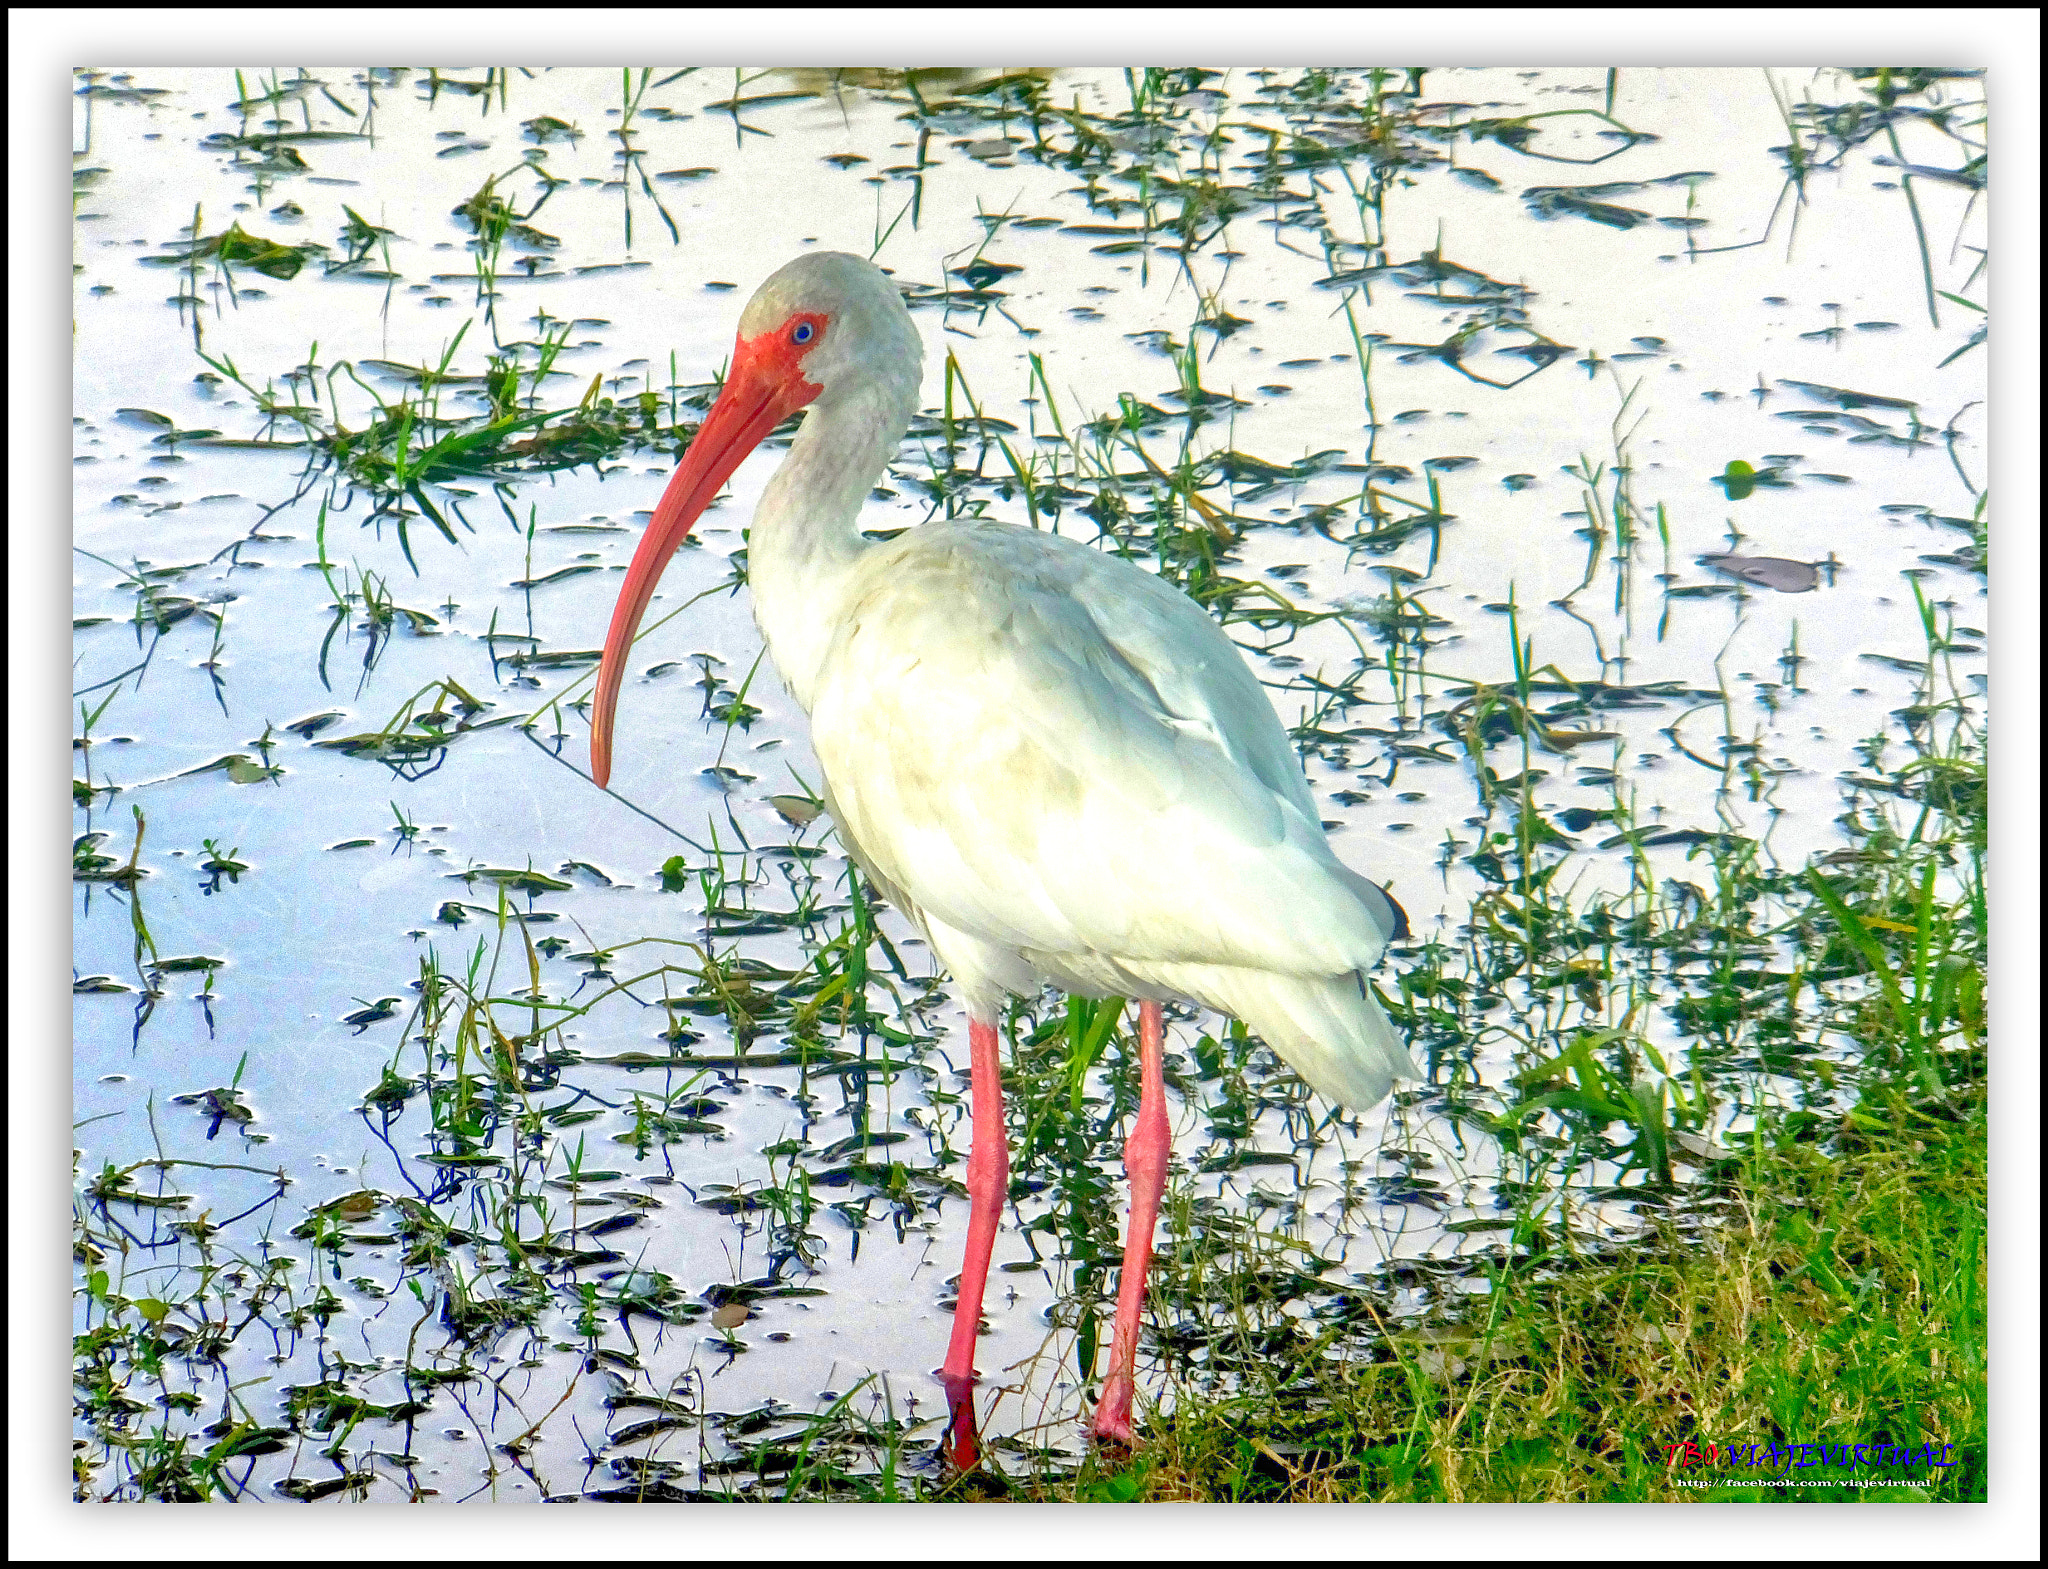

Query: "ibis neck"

xmin=746 ymin=375 xmax=911 ymax=712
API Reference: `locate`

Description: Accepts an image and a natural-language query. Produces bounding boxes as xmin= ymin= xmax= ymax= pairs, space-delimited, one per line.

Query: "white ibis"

xmin=590 ymin=251 xmax=1418 ymax=1468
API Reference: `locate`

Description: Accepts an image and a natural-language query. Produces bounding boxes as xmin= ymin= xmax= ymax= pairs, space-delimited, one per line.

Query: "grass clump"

xmin=1048 ymin=1082 xmax=1984 ymax=1502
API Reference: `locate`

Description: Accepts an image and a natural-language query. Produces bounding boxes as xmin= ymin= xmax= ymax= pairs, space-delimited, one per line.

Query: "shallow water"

xmin=72 ymin=65 xmax=1987 ymax=1501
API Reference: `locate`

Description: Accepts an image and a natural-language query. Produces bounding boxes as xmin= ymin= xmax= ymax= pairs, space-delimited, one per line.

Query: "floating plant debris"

xmin=1697 ymin=553 xmax=1822 ymax=593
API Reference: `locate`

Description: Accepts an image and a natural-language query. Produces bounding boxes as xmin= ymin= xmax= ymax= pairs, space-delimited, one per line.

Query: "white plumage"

xmin=590 ymin=250 xmax=1417 ymax=1459
xmin=807 ymin=517 xmax=1417 ymax=1109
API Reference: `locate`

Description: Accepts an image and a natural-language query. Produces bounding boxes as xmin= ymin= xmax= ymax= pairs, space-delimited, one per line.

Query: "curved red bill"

xmin=590 ymin=322 xmax=822 ymax=787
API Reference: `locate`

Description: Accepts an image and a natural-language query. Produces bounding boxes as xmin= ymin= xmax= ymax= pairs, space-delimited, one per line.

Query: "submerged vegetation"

xmin=74 ymin=64 xmax=1987 ymax=1502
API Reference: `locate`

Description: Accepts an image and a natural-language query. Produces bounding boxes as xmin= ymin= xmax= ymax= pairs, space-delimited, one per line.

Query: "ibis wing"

xmin=808 ymin=523 xmax=1393 ymax=977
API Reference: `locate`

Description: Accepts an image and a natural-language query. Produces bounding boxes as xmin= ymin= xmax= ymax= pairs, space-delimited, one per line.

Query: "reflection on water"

xmin=73 ymin=65 xmax=1986 ymax=1501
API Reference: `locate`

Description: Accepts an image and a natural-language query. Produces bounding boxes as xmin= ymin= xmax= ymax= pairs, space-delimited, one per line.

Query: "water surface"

xmin=72 ymin=64 xmax=1988 ymax=1501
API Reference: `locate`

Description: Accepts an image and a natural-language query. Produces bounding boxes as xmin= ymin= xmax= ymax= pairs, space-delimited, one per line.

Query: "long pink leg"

xmin=938 ymin=1010 xmax=1007 ymax=1469
xmin=1093 ymin=998 xmax=1169 ymax=1445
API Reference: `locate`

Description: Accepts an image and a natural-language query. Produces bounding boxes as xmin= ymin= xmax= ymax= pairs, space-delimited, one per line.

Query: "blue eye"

xmin=792 ymin=322 xmax=814 ymax=344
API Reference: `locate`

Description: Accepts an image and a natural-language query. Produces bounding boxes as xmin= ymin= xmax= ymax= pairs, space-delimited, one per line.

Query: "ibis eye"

xmin=792 ymin=322 xmax=815 ymax=345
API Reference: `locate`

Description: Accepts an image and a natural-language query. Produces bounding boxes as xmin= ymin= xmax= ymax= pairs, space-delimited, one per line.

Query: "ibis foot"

xmin=937 ymin=1369 xmax=983 ymax=1472
xmin=1090 ymin=1385 xmax=1137 ymax=1449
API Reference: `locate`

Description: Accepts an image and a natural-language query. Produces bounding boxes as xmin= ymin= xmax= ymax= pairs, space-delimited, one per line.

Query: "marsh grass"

xmin=1033 ymin=1083 xmax=1985 ymax=1503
